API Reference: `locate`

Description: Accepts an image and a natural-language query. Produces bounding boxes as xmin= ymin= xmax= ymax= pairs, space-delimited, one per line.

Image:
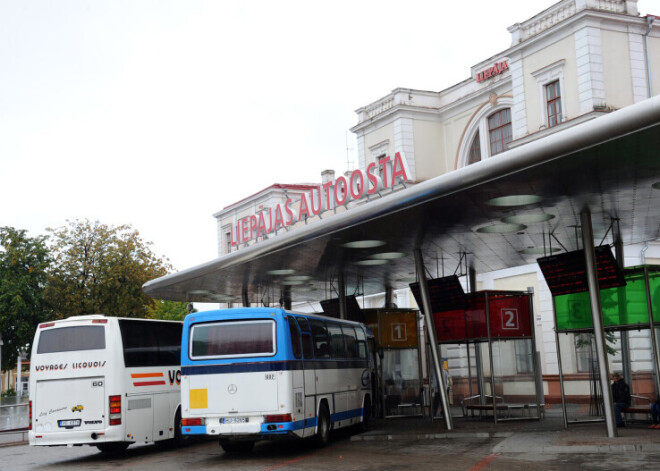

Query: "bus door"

xmin=295 ymin=317 xmax=316 ymax=436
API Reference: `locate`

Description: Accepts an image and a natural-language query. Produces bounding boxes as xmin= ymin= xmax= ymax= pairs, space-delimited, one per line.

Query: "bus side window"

xmin=355 ymin=326 xmax=368 ymax=360
xmin=295 ymin=317 xmax=314 ymax=359
xmin=326 ymin=323 xmax=346 ymax=358
xmin=309 ymin=319 xmax=330 ymax=358
xmin=341 ymin=325 xmax=358 ymax=359
xmin=287 ymin=317 xmax=302 ymax=359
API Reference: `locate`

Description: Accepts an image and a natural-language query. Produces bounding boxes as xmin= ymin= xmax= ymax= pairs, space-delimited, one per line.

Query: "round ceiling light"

xmin=283 ymin=275 xmax=312 ymax=282
xmin=369 ymin=252 xmax=405 ymax=260
xmin=267 ymin=269 xmax=297 ymax=276
xmin=187 ymin=289 xmax=210 ymax=295
xmin=502 ymin=213 xmax=555 ymax=224
xmin=341 ymin=240 xmax=386 ymax=249
xmin=475 ymin=223 xmax=527 ymax=233
xmin=486 ymin=195 xmax=543 ymax=207
xmin=355 ymin=259 xmax=389 ymax=266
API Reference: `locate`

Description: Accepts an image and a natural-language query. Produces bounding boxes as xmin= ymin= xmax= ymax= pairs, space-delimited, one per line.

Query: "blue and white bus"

xmin=180 ymin=308 xmax=376 ymax=452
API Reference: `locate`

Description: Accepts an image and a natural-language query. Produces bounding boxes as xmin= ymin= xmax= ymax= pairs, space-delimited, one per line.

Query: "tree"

xmin=0 ymin=227 xmax=51 ymax=370
xmin=45 ymin=220 xmax=172 ymax=318
xmin=147 ymin=300 xmax=195 ymax=321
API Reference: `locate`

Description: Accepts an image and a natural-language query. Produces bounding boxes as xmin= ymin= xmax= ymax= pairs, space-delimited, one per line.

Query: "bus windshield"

xmin=191 ymin=320 xmax=275 ymax=358
xmin=36 ymin=326 xmax=106 ymax=354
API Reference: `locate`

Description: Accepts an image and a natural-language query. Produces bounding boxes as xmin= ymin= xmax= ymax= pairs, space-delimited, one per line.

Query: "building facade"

xmin=214 ymin=0 xmax=660 ymax=405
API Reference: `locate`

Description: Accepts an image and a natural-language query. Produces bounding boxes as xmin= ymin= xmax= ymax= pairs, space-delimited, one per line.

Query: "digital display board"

xmin=320 ymin=295 xmax=364 ymax=322
xmin=538 ymin=246 xmax=626 ymax=297
xmin=409 ymin=275 xmax=469 ymax=314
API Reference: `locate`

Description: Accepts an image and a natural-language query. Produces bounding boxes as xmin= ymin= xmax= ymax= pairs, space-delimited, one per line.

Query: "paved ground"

xmin=3 ymin=404 xmax=660 ymax=470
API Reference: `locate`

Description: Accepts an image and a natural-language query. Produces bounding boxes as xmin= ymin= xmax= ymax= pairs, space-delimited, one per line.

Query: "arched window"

xmin=457 ymin=96 xmax=514 ymax=168
xmin=467 ymin=132 xmax=481 ymax=165
xmin=488 ymin=108 xmax=512 ymax=156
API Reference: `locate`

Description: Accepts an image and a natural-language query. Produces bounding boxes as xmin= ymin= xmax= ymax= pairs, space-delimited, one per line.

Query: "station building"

xmin=213 ymin=0 xmax=660 ymax=410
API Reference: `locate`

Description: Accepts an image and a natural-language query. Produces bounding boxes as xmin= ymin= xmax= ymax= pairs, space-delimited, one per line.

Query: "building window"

xmin=225 ymin=232 xmax=232 ymax=254
xmin=488 ymin=108 xmax=512 ymax=156
xmin=515 ymin=339 xmax=533 ymax=374
xmin=545 ymin=80 xmax=562 ymax=127
xmin=468 ymin=132 xmax=481 ymax=165
xmin=575 ymin=334 xmax=595 ymax=373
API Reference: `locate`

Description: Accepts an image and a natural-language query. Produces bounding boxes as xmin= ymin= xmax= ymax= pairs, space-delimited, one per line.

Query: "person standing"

xmin=649 ymin=395 xmax=660 ymax=429
xmin=611 ymin=372 xmax=631 ymax=427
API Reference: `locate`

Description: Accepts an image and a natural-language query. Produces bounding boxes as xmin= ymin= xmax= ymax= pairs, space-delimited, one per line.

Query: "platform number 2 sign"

xmin=391 ymin=323 xmax=407 ymax=342
xmin=501 ymin=308 xmax=519 ymax=330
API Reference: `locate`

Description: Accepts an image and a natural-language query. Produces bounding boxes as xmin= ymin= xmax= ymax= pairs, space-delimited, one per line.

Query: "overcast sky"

xmin=1 ymin=0 xmax=656 ymax=273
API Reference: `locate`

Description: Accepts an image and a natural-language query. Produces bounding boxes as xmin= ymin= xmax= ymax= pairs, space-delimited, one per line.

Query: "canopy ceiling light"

xmin=341 ymin=240 xmax=386 ymax=249
xmin=486 ymin=194 xmax=543 ymax=207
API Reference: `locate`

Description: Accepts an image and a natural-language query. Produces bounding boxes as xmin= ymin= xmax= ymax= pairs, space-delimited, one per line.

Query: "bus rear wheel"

xmin=314 ymin=403 xmax=331 ymax=447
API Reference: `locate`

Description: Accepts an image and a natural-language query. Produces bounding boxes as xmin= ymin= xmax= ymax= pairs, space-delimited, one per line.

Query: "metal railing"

xmin=0 ymin=397 xmax=29 ymax=431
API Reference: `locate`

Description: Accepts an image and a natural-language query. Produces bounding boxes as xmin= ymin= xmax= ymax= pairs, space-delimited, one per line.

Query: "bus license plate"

xmin=222 ymin=417 xmax=248 ymax=424
xmin=58 ymin=419 xmax=81 ymax=428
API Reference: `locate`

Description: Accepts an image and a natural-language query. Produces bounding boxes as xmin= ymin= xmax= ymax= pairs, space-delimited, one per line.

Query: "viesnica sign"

xmin=230 ymin=152 xmax=410 ymax=246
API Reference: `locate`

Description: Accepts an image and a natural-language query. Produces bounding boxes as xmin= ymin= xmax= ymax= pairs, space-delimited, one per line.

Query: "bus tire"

xmin=96 ymin=442 xmax=129 ymax=454
xmin=361 ymin=396 xmax=371 ymax=432
xmin=314 ymin=403 xmax=331 ymax=447
xmin=220 ymin=439 xmax=255 ymax=453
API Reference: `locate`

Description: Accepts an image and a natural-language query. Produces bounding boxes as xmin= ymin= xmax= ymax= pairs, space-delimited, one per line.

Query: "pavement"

xmin=352 ymin=403 xmax=660 ymax=454
xmin=4 ymin=403 xmax=660 ymax=454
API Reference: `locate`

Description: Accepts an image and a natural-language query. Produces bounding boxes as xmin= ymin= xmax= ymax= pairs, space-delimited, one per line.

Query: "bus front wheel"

xmin=314 ymin=403 xmax=330 ymax=447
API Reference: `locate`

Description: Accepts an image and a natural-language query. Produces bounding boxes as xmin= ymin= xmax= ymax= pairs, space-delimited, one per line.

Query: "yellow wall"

xmin=522 ymin=35 xmax=578 ymax=132
xmin=602 ymin=29 xmax=634 ymax=109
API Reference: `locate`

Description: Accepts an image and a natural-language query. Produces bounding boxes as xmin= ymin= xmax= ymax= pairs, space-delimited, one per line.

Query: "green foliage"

xmin=147 ymin=299 xmax=195 ymax=321
xmin=45 ymin=220 xmax=172 ymax=319
xmin=0 ymin=227 xmax=52 ymax=370
xmin=1 ymin=387 xmax=17 ymax=398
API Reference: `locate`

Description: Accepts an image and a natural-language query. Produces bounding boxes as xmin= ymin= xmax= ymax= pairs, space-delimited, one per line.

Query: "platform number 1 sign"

xmin=501 ymin=308 xmax=519 ymax=330
xmin=391 ymin=323 xmax=407 ymax=342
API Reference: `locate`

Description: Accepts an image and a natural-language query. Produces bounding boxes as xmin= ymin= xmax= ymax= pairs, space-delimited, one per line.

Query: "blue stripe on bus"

xmin=182 ymin=359 xmax=369 ymax=376
xmin=332 ymin=407 xmax=363 ymax=422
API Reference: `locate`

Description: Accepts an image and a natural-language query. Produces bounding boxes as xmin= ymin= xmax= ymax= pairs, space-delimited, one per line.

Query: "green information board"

xmin=555 ymin=266 xmax=660 ymax=331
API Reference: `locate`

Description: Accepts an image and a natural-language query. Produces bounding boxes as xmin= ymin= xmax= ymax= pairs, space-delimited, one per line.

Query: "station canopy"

xmin=143 ymin=97 xmax=660 ymax=305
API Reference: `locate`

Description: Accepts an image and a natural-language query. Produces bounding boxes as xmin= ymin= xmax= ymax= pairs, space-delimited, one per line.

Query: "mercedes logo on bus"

xmin=227 ymin=384 xmax=238 ymax=394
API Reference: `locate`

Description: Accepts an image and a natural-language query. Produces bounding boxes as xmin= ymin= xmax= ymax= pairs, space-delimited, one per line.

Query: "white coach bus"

xmin=180 ymin=307 xmax=376 ymax=452
xmin=28 ymin=315 xmax=183 ymax=453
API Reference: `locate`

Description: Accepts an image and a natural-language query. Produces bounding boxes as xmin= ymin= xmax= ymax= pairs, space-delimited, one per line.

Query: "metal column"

xmin=338 ymin=272 xmax=347 ymax=320
xmin=581 ymin=209 xmax=616 ymax=437
xmin=414 ymin=249 xmax=453 ymax=430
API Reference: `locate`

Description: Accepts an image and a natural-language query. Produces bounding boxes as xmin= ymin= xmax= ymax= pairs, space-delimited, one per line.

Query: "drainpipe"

xmin=641 ymin=240 xmax=649 ymax=265
xmin=644 ymin=16 xmax=655 ymax=98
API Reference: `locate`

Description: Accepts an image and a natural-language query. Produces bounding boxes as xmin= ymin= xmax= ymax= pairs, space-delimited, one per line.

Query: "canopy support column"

xmin=338 ymin=272 xmax=347 ymax=320
xmin=414 ymin=249 xmax=453 ymax=430
xmin=581 ymin=209 xmax=616 ymax=437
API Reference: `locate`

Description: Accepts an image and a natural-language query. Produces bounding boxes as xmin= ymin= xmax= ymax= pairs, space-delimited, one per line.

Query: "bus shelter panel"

xmin=555 ymin=266 xmax=660 ymax=332
xmin=433 ymin=292 xmax=533 ymax=343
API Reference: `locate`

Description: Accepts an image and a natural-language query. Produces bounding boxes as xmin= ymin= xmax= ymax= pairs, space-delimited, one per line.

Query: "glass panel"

xmin=120 ymin=319 xmax=182 ymax=367
xmin=288 ymin=317 xmax=302 ymax=359
xmin=37 ymin=326 xmax=105 ymax=354
xmin=382 ymin=348 xmax=421 ymax=417
xmin=191 ymin=320 xmax=275 ymax=358
xmin=327 ymin=322 xmax=346 ymax=358
xmin=309 ymin=319 xmax=330 ymax=357
xmin=555 ymin=268 xmax=658 ymax=330
xmin=468 ymin=132 xmax=481 ymax=165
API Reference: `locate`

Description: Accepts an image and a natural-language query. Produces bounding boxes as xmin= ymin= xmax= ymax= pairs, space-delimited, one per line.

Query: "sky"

xmin=1 ymin=0 xmax=657 ymax=274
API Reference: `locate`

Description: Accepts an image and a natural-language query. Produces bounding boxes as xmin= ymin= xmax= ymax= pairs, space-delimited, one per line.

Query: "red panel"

xmin=487 ymin=294 xmax=532 ymax=338
xmin=433 ymin=309 xmax=466 ymax=343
